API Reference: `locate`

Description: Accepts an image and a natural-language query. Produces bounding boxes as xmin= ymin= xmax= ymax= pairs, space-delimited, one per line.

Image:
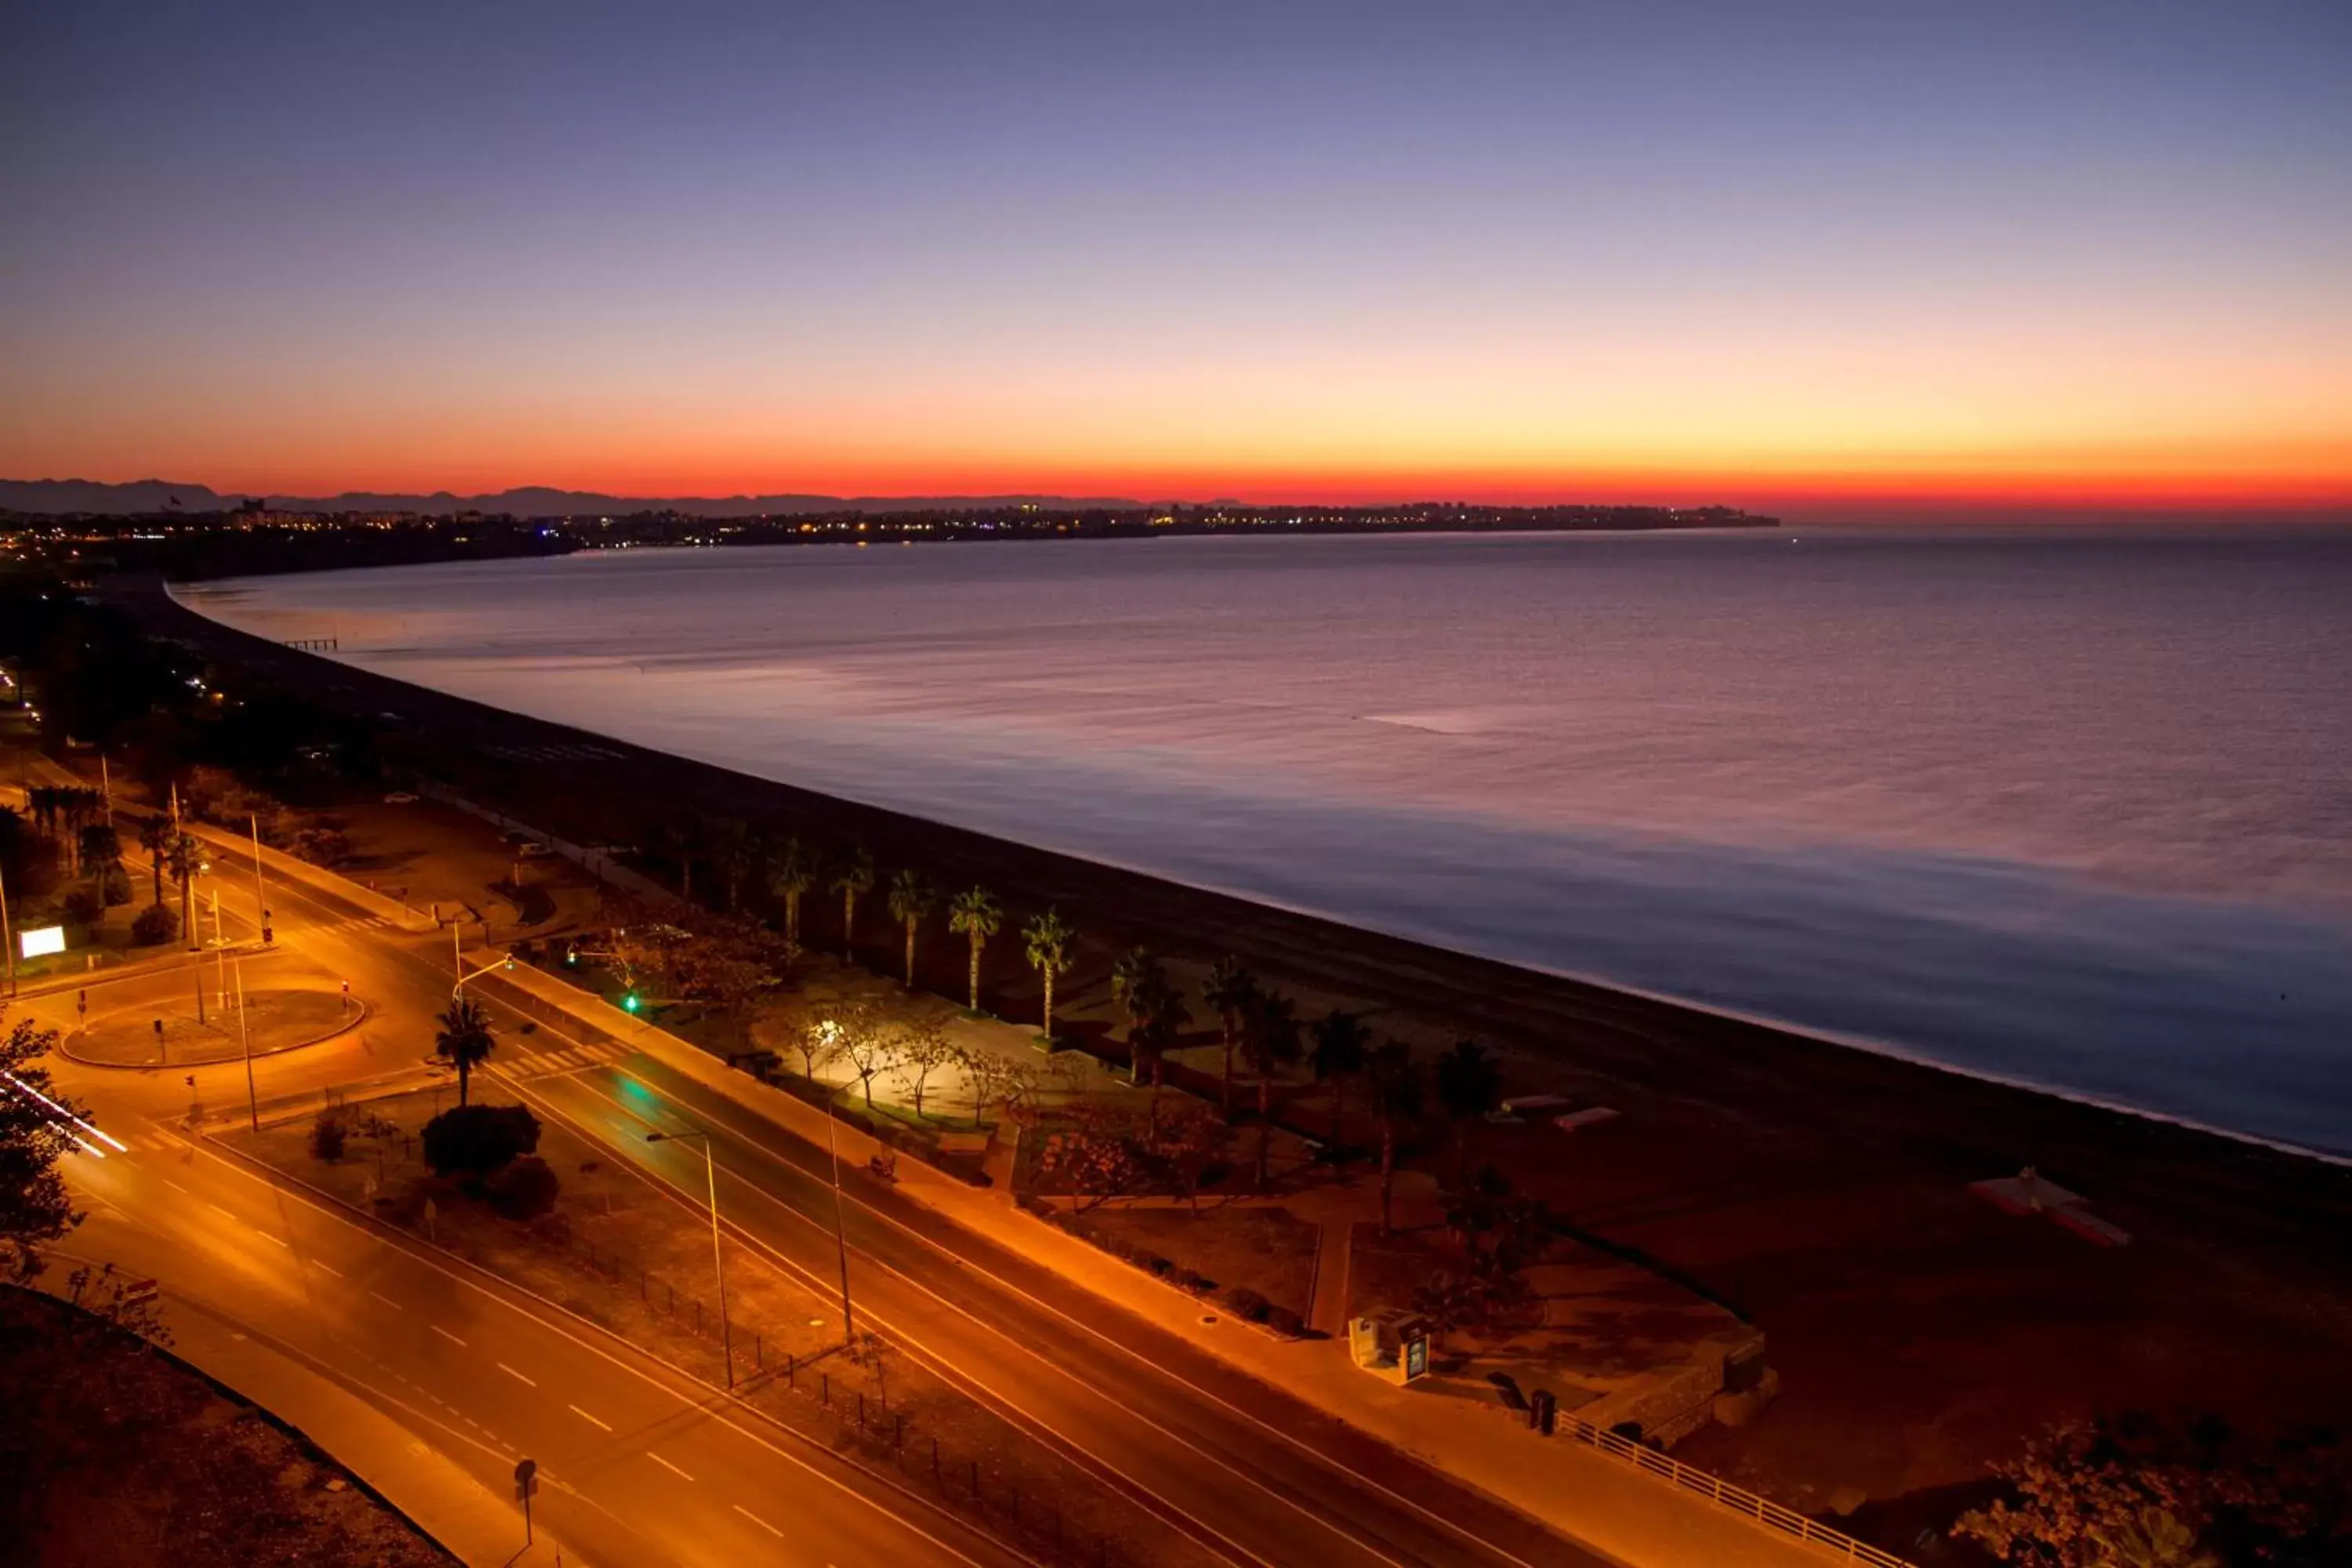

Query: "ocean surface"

xmin=178 ymin=528 xmax=2352 ymax=1156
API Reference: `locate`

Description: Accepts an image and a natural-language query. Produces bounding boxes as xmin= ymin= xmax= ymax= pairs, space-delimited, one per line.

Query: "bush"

xmin=130 ymin=903 xmax=178 ymax=946
xmin=1222 ymin=1286 xmax=1272 ymax=1323
xmin=99 ymin=866 xmax=132 ymax=906
xmin=1145 ymin=1254 xmax=1174 ymax=1279
xmin=289 ymin=826 xmax=352 ymax=868
xmin=62 ymin=886 xmax=103 ymax=926
xmin=310 ymin=1111 xmax=349 ymax=1163
xmin=487 ymin=1156 xmax=561 ymax=1220
xmin=1172 ymin=1268 xmax=1215 ymax=1295
xmin=421 ymin=1103 xmax=541 ymax=1179
xmin=1265 ymin=1305 xmax=1305 ymax=1338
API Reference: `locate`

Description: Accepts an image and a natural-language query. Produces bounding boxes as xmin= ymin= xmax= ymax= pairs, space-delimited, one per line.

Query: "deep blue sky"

xmin=5 ymin=1 xmax=2347 ymax=507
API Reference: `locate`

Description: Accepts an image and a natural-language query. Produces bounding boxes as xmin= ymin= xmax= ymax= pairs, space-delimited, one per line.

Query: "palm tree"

xmin=78 ymin=823 xmax=121 ymax=879
xmin=1435 ymin=1036 xmax=1503 ymax=1185
xmin=832 ymin=846 xmax=874 ymax=964
xmin=1110 ymin=948 xmax=1164 ymax=1080
xmin=715 ymin=818 xmax=756 ymax=913
xmin=136 ymin=816 xmax=171 ymax=908
xmin=765 ymin=837 xmax=815 ymax=949
xmin=887 ymin=869 xmax=935 ymax=989
xmin=946 ymin=886 xmax=1001 ymax=1011
xmin=1244 ymin=989 xmax=1301 ymax=1187
xmin=434 ymin=996 xmax=497 ymax=1106
xmin=1200 ymin=957 xmax=1259 ymax=1117
xmin=1309 ymin=1009 xmax=1370 ymax=1153
xmin=1367 ymin=1041 xmax=1423 ymax=1237
xmin=1022 ymin=908 xmax=1075 ymax=1044
xmin=165 ymin=832 xmax=202 ymax=949
xmin=1132 ymin=981 xmax=1189 ymax=1132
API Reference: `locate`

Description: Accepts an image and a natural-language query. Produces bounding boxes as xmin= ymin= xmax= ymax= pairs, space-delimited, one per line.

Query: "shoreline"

xmin=127 ymin=574 xmax=2352 ymax=1208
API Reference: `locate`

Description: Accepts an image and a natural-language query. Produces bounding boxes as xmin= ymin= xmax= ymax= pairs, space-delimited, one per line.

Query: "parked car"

xmin=383 ymin=792 xmax=418 ymax=804
xmin=517 ymin=841 xmax=554 ymax=858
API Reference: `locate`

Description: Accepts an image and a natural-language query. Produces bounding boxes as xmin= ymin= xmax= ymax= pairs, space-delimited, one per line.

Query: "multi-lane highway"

xmin=24 ymin=811 xmax=1639 ymax=1568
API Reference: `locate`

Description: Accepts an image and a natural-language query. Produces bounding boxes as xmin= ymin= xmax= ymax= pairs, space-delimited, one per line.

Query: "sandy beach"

xmin=125 ymin=573 xmax=2352 ymax=1517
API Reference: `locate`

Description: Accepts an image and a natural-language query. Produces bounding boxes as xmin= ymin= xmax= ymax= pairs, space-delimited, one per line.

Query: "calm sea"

xmin=179 ymin=528 xmax=2352 ymax=1156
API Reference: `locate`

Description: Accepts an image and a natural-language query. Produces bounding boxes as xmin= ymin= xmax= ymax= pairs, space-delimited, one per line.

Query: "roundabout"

xmin=64 ymin=987 xmax=369 ymax=1069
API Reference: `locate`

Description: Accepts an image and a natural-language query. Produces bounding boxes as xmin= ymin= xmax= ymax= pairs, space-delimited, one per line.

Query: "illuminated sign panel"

xmin=19 ymin=926 xmax=66 ymax=960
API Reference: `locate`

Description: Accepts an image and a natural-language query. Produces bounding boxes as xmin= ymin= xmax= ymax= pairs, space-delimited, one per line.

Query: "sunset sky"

xmin=5 ymin=0 xmax=2348 ymax=514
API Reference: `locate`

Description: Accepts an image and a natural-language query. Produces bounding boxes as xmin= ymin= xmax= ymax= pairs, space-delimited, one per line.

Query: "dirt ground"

xmin=1079 ymin=1206 xmax=1322 ymax=1320
xmin=1 ymin=1283 xmax=454 ymax=1568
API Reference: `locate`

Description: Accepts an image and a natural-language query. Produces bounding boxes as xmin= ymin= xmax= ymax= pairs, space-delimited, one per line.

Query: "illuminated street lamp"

xmin=644 ymin=1126 xmax=733 ymax=1388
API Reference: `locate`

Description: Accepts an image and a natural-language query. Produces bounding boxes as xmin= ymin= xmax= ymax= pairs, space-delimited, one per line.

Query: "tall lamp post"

xmin=645 ymin=1127 xmax=734 ymax=1388
xmin=814 ymin=1021 xmax=858 ymax=1341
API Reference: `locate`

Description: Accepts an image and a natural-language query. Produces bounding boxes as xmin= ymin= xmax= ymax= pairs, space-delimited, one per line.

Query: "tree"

xmin=713 ymin=818 xmax=756 ymax=913
xmin=1243 ymin=989 xmax=1301 ymax=1188
xmin=487 ymin=1155 xmax=561 ymax=1220
xmin=1367 ymin=1041 xmax=1422 ymax=1236
xmin=1037 ymin=1104 xmax=1145 ymax=1211
xmin=434 ymin=996 xmax=497 ymax=1106
xmin=1200 ymin=958 xmax=1259 ymax=1118
xmin=838 ymin=1011 xmax=902 ymax=1112
xmin=309 ymin=1109 xmax=348 ymax=1163
xmin=165 ymin=830 xmax=202 ymax=946
xmin=1022 ymin=908 xmax=1075 ymax=1043
xmin=832 ymin=846 xmax=874 ymax=964
xmin=1434 ymin=1037 xmax=1503 ymax=1184
xmin=946 ymin=885 xmax=1002 ymax=1011
xmin=77 ymin=823 xmax=121 ymax=880
xmin=1956 ymin=1414 xmax=2350 ymax=1568
xmin=1146 ymin=1099 xmax=1225 ymax=1214
xmin=1309 ymin=1009 xmax=1370 ymax=1153
xmin=136 ymin=815 xmax=171 ymax=908
xmin=895 ymin=1018 xmax=957 ymax=1119
xmin=1111 ymin=948 xmax=1167 ymax=1080
xmin=786 ymin=1011 xmax=846 ymax=1082
xmin=887 ymin=869 xmax=935 ymax=989
xmin=421 ymin=1103 xmax=540 ymax=1179
xmin=1 ymin=1007 xmax=84 ymax=1283
xmin=765 ymin=837 xmax=816 ymax=952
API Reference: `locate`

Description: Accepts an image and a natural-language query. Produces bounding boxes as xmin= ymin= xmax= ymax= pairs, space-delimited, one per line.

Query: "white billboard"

xmin=18 ymin=926 xmax=66 ymax=960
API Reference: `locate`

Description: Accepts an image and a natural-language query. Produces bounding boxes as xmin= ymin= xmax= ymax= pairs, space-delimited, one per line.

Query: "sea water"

xmin=178 ymin=527 xmax=2352 ymax=1155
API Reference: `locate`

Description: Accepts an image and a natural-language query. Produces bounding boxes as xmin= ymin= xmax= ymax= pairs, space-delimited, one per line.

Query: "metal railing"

xmin=1559 ymin=1414 xmax=1914 ymax=1567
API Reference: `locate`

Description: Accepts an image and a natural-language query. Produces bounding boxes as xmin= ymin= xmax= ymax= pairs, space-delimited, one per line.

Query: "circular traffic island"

xmin=67 ymin=989 xmax=364 ymax=1068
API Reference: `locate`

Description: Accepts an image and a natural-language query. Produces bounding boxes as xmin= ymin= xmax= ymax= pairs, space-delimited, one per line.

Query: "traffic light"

xmin=622 ymin=991 xmax=641 ymax=1014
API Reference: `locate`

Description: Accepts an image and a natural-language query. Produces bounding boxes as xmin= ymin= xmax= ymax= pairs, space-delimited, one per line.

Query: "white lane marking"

xmin=430 ymin=1325 xmax=466 ymax=1348
xmin=206 ymin=1202 xmax=237 ymax=1221
xmin=309 ymin=1259 xmax=343 ymax=1278
xmin=163 ymin=1178 xmax=190 ymax=1195
xmin=498 ymin=1362 xmax=536 ymax=1387
xmin=368 ymin=1290 xmax=403 ymax=1311
xmin=568 ymin=1404 xmax=612 ymax=1431
xmin=733 ymin=1504 xmax=783 ymax=1537
xmin=255 ymin=1231 xmax=289 ymax=1247
xmin=178 ymin=1076 xmax=1001 ymax=1568
xmin=645 ymin=1450 xmax=694 ymax=1481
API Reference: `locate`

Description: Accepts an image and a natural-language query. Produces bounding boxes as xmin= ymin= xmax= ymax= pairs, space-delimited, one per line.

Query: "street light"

xmin=452 ymin=951 xmax=514 ymax=1000
xmin=813 ymin=1019 xmax=858 ymax=1343
xmin=644 ymin=1127 xmax=734 ymax=1388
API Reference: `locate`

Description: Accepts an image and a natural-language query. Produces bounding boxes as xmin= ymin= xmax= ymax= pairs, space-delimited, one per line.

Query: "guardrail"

xmin=1559 ymin=1414 xmax=1914 ymax=1567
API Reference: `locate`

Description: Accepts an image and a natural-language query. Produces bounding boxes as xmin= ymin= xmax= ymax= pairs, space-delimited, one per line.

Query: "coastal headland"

xmin=118 ymin=572 xmax=2352 ymax=1519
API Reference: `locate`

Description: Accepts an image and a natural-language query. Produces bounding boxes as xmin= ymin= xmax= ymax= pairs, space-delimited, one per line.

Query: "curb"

xmin=60 ymin=995 xmax=374 ymax=1071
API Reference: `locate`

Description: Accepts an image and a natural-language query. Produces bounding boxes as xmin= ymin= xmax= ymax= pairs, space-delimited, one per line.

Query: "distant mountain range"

xmin=0 ymin=478 xmax=1149 ymax=518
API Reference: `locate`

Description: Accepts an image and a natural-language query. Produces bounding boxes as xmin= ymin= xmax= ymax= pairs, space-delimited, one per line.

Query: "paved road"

xmin=30 ymin=832 xmax=1024 ymax=1568
xmin=42 ymin=824 xmax=1611 ymax=1568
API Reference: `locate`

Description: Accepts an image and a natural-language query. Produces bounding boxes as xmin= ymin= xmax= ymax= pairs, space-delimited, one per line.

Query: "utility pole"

xmin=821 ymin=1080 xmax=857 ymax=1341
xmin=645 ymin=1128 xmax=734 ymax=1386
xmin=0 ymin=862 xmax=14 ymax=1000
xmin=237 ymin=960 xmax=257 ymax=1134
xmin=249 ymin=813 xmax=270 ymax=944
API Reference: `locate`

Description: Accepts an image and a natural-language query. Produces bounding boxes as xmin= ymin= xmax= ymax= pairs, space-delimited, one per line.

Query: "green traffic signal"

xmin=622 ymin=992 xmax=641 ymax=1014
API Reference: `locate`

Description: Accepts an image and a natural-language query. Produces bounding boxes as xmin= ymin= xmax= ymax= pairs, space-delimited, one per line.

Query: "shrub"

xmin=100 ymin=866 xmax=132 ymax=906
xmin=1145 ymin=1254 xmax=1174 ymax=1279
xmin=1172 ymin=1268 xmax=1215 ymax=1295
xmin=130 ymin=903 xmax=178 ymax=946
xmin=62 ymin=886 xmax=103 ymax=926
xmin=309 ymin=1111 xmax=349 ymax=1163
xmin=1265 ymin=1305 xmax=1305 ymax=1338
xmin=421 ymin=1103 xmax=541 ymax=1179
xmin=1223 ymin=1286 xmax=1272 ymax=1323
xmin=487 ymin=1156 xmax=561 ymax=1220
xmin=289 ymin=826 xmax=352 ymax=868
